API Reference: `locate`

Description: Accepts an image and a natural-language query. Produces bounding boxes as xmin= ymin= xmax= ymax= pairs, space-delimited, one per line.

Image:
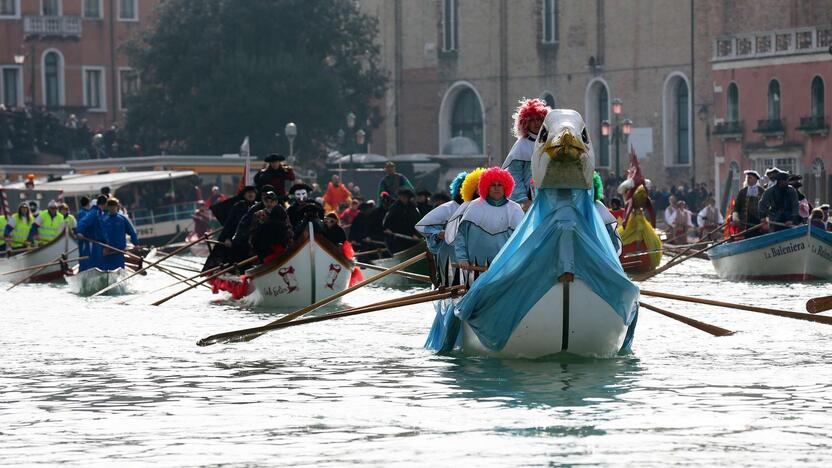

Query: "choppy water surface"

xmin=2 ymin=256 xmax=832 ymax=467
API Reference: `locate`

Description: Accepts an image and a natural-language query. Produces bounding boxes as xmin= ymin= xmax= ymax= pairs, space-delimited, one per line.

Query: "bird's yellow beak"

xmin=544 ymin=130 xmax=586 ymax=161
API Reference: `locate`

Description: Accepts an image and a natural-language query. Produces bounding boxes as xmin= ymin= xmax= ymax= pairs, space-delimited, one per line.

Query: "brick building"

xmin=0 ymin=0 xmax=156 ymax=129
xmin=361 ymin=0 xmax=832 ymax=199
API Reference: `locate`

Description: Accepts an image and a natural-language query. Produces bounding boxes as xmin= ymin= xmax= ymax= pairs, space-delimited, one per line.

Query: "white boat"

xmin=708 ymin=224 xmax=832 ymax=281
xmin=64 ymin=266 xmax=131 ymax=296
xmin=369 ymin=241 xmax=430 ymax=287
xmin=4 ymin=171 xmax=203 ymax=246
xmin=459 ymin=276 xmax=630 ymax=358
xmin=211 ymin=223 xmax=354 ymax=308
xmin=0 ymin=230 xmax=78 ymax=283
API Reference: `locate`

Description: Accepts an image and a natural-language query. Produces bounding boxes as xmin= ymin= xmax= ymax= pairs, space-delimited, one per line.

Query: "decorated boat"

xmin=426 ymin=109 xmax=640 ymax=359
xmin=0 ymin=230 xmax=78 ymax=283
xmin=64 ymin=266 xmax=131 ymax=296
xmin=616 ymin=148 xmax=662 ymax=274
xmin=708 ymin=224 xmax=832 ymax=281
xmin=210 ymin=223 xmax=357 ymax=307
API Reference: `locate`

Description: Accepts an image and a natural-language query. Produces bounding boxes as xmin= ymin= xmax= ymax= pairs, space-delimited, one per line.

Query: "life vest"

xmin=37 ymin=210 xmax=65 ymax=244
xmin=9 ymin=213 xmax=33 ymax=248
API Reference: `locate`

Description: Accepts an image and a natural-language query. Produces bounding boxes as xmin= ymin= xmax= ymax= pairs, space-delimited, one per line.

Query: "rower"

xmin=251 ymin=191 xmax=290 ymax=263
xmin=219 ymin=185 xmax=258 ymax=248
xmin=28 ymin=200 xmax=65 ymax=246
xmin=759 ymin=170 xmax=800 ymax=232
xmin=322 ymin=212 xmax=347 ymax=246
xmin=4 ymin=202 xmax=35 ymax=253
xmin=454 ymin=167 xmax=524 ymax=280
xmin=502 ymin=98 xmax=550 ymax=210
xmin=668 ymin=200 xmax=694 ymax=245
xmin=732 ymin=170 xmax=764 ymax=238
xmin=100 ymin=198 xmax=140 ymax=270
xmin=383 ymin=188 xmax=421 ymax=254
xmin=416 ymin=171 xmax=467 ymax=287
xmin=58 ymin=203 xmax=76 ymax=236
xmin=696 ymin=197 xmax=724 ymax=241
xmin=76 ymin=195 xmax=107 ymax=271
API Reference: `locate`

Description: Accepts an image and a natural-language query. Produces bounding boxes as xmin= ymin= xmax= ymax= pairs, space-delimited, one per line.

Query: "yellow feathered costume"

xmin=617 ymin=185 xmax=662 ymax=270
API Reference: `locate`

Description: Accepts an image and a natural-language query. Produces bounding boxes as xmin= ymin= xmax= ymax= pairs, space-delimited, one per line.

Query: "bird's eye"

xmin=581 ymin=127 xmax=589 ymax=144
xmin=538 ymin=125 xmax=548 ymax=143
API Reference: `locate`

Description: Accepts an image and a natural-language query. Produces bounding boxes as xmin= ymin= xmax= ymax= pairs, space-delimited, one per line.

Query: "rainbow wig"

xmin=478 ymin=167 xmax=515 ymax=201
xmin=461 ymin=168 xmax=486 ymax=202
xmin=512 ymin=98 xmax=550 ymax=138
xmin=449 ymin=171 xmax=468 ymax=201
xmin=593 ymin=171 xmax=604 ymax=201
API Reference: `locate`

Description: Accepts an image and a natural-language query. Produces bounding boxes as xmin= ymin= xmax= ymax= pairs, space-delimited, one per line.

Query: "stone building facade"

xmin=0 ymin=0 xmax=157 ymax=129
xmin=362 ymin=0 xmax=832 ymax=200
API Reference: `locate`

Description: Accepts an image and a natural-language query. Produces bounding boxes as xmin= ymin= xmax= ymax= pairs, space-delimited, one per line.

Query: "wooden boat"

xmin=369 ymin=241 xmax=430 ymax=286
xmin=211 ymin=223 xmax=354 ymax=307
xmin=64 ymin=266 xmax=131 ymax=296
xmin=0 ymin=230 xmax=77 ymax=283
xmin=458 ymin=275 xmax=631 ymax=358
xmin=708 ymin=224 xmax=832 ymax=281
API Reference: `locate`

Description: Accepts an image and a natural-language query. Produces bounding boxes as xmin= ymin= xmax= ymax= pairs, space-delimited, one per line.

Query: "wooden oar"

xmin=88 ymin=229 xmax=218 ymax=298
xmin=1 ymin=256 xmax=88 ymax=276
xmin=197 ymin=252 xmax=427 ymax=345
xmin=118 ymin=263 xmax=225 ymax=305
xmin=356 ymin=261 xmax=432 ymax=283
xmin=354 ymin=248 xmax=387 ymax=258
xmin=451 ymin=263 xmax=489 ymax=272
xmin=635 ymin=223 xmax=762 ymax=282
xmin=225 ymin=287 xmax=466 ymax=336
xmin=806 ymin=295 xmax=832 ymax=314
xmin=197 ymin=282 xmax=459 ymax=346
xmin=641 ymin=289 xmax=832 ymax=326
xmin=639 ymin=301 xmax=734 ymax=336
xmin=151 ymin=256 xmax=259 ymax=306
xmin=660 ymin=222 xmax=727 ymax=266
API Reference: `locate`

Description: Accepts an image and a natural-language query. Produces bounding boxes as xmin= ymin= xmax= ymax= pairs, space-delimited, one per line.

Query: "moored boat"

xmin=210 ymin=223 xmax=355 ymax=307
xmin=708 ymin=224 xmax=832 ymax=281
xmin=0 ymin=230 xmax=77 ymax=283
xmin=64 ymin=266 xmax=131 ymax=296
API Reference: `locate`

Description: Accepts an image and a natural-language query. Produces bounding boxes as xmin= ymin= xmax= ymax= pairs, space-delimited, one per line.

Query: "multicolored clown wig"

xmin=478 ymin=167 xmax=515 ymax=201
xmin=593 ymin=171 xmax=604 ymax=202
xmin=512 ymin=98 xmax=551 ymax=139
xmin=449 ymin=171 xmax=468 ymax=202
xmin=461 ymin=168 xmax=486 ymax=202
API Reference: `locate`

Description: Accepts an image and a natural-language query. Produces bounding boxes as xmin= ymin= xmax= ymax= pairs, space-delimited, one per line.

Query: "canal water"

xmin=2 ymin=256 xmax=832 ymax=466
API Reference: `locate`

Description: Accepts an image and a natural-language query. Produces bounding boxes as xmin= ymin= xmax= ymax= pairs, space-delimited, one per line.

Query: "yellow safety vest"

xmin=0 ymin=215 xmax=6 ymax=247
xmin=9 ymin=213 xmax=33 ymax=248
xmin=36 ymin=210 xmax=65 ymax=244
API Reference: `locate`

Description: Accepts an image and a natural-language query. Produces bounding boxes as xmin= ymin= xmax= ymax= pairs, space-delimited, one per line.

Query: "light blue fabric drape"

xmin=451 ymin=188 xmax=639 ymax=352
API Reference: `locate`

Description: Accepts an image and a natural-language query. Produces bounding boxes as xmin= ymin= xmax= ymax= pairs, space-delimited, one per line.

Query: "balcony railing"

xmin=754 ymin=119 xmax=785 ymax=135
xmin=713 ymin=120 xmax=743 ymax=137
xmin=24 ymin=16 xmax=82 ymax=38
xmin=797 ymin=115 xmax=828 ymax=134
xmin=713 ymin=25 xmax=832 ymax=61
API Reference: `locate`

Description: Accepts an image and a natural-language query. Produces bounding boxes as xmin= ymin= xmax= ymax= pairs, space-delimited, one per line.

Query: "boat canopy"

xmin=3 ymin=171 xmax=197 ymax=197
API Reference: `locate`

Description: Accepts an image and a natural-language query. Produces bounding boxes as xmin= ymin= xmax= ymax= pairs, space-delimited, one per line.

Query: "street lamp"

xmin=600 ymin=98 xmax=632 ymax=177
xmin=13 ymin=45 xmax=36 ymax=107
xmin=284 ymin=122 xmax=297 ymax=164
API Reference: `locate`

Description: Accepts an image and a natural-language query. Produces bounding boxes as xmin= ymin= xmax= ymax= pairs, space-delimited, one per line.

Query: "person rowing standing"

xmin=758 ymin=170 xmax=800 ymax=232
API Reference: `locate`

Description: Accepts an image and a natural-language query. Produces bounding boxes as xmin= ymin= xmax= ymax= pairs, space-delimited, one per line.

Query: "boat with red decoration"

xmin=209 ymin=223 xmax=359 ymax=307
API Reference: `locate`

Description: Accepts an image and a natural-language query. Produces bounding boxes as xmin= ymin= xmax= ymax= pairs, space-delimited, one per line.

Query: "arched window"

xmin=676 ymin=80 xmax=689 ymax=164
xmin=811 ymin=76 xmax=825 ymax=118
xmin=727 ymin=82 xmax=739 ymax=122
xmin=767 ymin=79 xmax=781 ymax=121
xmin=540 ymin=91 xmax=556 ymax=108
xmin=584 ymin=79 xmax=610 ymax=168
xmin=450 ymin=88 xmax=483 ymax=152
xmin=43 ymin=51 xmax=61 ymax=108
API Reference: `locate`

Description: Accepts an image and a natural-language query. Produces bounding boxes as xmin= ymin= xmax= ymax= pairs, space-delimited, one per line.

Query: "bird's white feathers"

xmin=531 ymin=109 xmax=595 ymax=189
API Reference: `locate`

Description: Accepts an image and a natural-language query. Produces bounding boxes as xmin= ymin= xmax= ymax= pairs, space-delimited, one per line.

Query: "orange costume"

xmin=323 ymin=182 xmax=352 ymax=213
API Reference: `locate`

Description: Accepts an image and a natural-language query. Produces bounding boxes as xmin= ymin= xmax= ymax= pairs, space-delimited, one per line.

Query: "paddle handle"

xmin=639 ymin=301 xmax=733 ymax=337
xmin=806 ymin=296 xmax=832 ymax=314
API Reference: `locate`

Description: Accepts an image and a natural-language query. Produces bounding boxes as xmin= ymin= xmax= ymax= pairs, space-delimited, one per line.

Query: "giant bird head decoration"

xmin=531 ymin=109 xmax=595 ymax=189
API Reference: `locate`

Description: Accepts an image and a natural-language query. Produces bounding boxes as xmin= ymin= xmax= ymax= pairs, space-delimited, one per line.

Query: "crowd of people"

xmin=1 ymin=185 xmax=140 ymax=272
xmin=0 ymin=105 xmax=135 ymax=163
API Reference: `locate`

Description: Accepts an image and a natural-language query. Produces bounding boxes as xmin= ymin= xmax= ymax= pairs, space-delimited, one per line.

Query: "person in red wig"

xmin=501 ymin=98 xmax=551 ymax=210
xmin=453 ymin=167 xmax=524 ymax=273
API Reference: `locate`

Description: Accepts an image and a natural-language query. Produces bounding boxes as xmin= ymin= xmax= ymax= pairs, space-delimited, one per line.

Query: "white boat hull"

xmin=0 ymin=231 xmax=77 ymax=283
xmin=214 ymin=224 xmax=353 ymax=308
xmin=708 ymin=225 xmax=832 ymax=281
xmin=461 ymin=278 xmax=629 ymax=358
xmin=64 ymin=267 xmax=130 ymax=296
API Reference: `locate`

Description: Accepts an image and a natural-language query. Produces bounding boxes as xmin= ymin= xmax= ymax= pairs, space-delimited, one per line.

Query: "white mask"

xmin=294 ymin=189 xmax=308 ymax=201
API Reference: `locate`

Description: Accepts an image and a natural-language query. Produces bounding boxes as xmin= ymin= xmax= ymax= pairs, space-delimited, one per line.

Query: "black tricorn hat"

xmin=289 ymin=183 xmax=313 ymax=193
xmin=242 ymin=185 xmax=257 ymax=193
xmin=264 ymin=153 xmax=286 ymax=162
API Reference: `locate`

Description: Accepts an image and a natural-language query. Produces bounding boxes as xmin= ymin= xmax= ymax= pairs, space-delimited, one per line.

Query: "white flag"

xmin=240 ymin=137 xmax=253 ymax=185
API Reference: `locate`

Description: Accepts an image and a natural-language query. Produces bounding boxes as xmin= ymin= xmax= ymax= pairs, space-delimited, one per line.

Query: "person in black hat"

xmin=416 ymin=189 xmax=433 ymax=215
xmin=348 ymin=201 xmax=376 ymax=251
xmin=251 ymin=191 xmax=290 ymax=263
xmin=733 ymin=170 xmax=765 ymax=238
xmin=382 ymin=188 xmax=422 ymax=253
xmin=287 ymin=183 xmax=322 ymax=229
xmin=254 ymin=154 xmax=295 ymax=197
xmin=227 ymin=185 xmax=276 ymax=263
xmin=219 ymin=185 xmax=258 ymax=248
xmin=759 ymin=171 xmax=800 ymax=232
xmin=321 ymin=212 xmax=347 ymax=246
